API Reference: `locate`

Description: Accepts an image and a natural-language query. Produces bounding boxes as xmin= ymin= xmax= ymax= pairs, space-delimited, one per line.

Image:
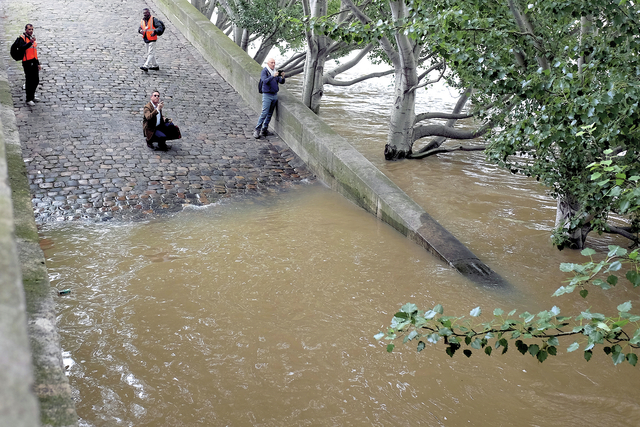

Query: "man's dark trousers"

xmin=23 ymin=60 xmax=39 ymax=102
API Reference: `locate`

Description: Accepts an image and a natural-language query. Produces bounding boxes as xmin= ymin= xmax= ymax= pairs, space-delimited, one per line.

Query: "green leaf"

xmin=627 ymin=353 xmax=638 ymax=366
xmin=528 ymin=344 xmax=540 ymax=356
xmin=493 ymin=308 xmax=504 ymax=316
xmin=424 ymin=309 xmax=438 ymax=320
xmin=548 ymin=346 xmax=557 ymax=356
xmin=463 ymin=349 xmax=472 ymax=358
xmin=548 ymin=337 xmax=559 ymax=346
xmin=618 ymin=301 xmax=633 ymax=313
xmin=612 ymin=350 xmax=626 ymax=365
xmin=446 ymin=346 xmax=456 ymax=358
xmin=400 ymin=303 xmax=419 ymax=314
xmin=386 ymin=344 xmax=395 ymax=353
xmin=484 ymin=346 xmax=492 ymax=356
xmin=439 ymin=327 xmax=453 ymax=336
xmin=417 ymin=341 xmax=425 ymax=352
xmin=581 ymin=248 xmax=597 ymax=256
xmin=560 ymin=263 xmax=579 ymax=272
xmin=433 ymin=304 xmax=444 ymax=314
xmin=584 ymin=350 xmax=593 ymax=362
xmin=470 ymin=306 xmax=482 ymax=317
xmin=626 ymin=270 xmax=640 ymax=287
xmin=427 ymin=333 xmax=440 ymax=344
xmin=537 ymin=350 xmax=548 ymax=363
xmin=607 ymin=261 xmax=622 ymax=272
xmin=374 ymin=332 xmax=384 ymax=340
xmin=567 ymin=342 xmax=580 ymax=352
xmin=608 ymin=246 xmax=627 ymax=257
xmin=579 ymin=289 xmax=589 ymax=298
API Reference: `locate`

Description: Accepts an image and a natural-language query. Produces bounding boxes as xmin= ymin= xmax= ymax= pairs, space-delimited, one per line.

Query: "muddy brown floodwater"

xmin=43 ymin=64 xmax=640 ymax=426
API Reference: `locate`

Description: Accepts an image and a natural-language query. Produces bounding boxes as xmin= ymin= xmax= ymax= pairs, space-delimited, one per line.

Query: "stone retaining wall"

xmin=0 ymin=55 xmax=41 ymax=425
xmin=0 ymin=34 xmax=78 ymax=427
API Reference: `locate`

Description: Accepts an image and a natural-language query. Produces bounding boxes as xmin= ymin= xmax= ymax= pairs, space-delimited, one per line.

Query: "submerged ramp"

xmin=155 ymin=0 xmax=510 ymax=288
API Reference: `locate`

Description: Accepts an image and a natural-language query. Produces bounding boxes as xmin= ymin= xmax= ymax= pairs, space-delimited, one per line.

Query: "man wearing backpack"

xmin=138 ymin=8 xmax=164 ymax=72
xmin=17 ymin=24 xmax=41 ymax=106
xmin=253 ymin=58 xmax=285 ymax=139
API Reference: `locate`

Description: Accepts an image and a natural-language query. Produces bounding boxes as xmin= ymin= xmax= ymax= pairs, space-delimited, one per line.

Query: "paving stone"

xmin=6 ymin=0 xmax=315 ymax=223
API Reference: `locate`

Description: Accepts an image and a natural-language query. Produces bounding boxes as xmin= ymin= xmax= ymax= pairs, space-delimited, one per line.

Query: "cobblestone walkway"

xmin=2 ymin=0 xmax=313 ymax=224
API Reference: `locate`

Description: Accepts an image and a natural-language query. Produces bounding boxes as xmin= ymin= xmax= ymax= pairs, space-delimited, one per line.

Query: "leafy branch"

xmin=376 ymin=245 xmax=640 ymax=366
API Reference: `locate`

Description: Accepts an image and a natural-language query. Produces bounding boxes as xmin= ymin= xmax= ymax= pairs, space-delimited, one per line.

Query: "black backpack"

xmin=155 ymin=18 xmax=165 ymax=36
xmin=10 ymin=37 xmax=25 ymax=61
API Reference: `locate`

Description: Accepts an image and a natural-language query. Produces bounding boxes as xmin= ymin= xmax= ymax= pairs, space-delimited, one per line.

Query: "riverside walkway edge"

xmin=0 ymin=59 xmax=42 ymax=427
xmin=0 ymin=28 xmax=77 ymax=427
xmin=155 ymin=0 xmax=510 ymax=288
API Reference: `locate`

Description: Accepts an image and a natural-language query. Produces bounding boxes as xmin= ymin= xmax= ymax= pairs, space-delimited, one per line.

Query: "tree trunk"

xmin=302 ymin=0 xmax=329 ymax=114
xmin=555 ymin=193 xmax=590 ymax=249
xmin=232 ymin=25 xmax=244 ymax=48
xmin=384 ymin=1 xmax=420 ymax=160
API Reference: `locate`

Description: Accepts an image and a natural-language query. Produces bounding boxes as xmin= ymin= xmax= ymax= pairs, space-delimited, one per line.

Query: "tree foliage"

xmin=411 ymin=0 xmax=640 ymax=247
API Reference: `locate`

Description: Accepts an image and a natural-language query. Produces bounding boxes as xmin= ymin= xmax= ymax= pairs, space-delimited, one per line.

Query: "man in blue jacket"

xmin=253 ymin=58 xmax=285 ymax=139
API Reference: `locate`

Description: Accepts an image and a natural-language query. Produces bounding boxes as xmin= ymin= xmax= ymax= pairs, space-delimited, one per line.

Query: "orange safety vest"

xmin=140 ymin=16 xmax=157 ymax=41
xmin=21 ymin=35 xmax=38 ymax=61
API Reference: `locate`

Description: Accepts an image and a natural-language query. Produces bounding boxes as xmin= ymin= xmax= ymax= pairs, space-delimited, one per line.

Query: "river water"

xmin=42 ymin=56 xmax=640 ymax=426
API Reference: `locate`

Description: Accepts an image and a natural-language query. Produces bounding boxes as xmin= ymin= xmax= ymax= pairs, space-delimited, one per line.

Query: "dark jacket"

xmin=260 ymin=67 xmax=285 ymax=94
xmin=143 ymin=101 xmax=170 ymax=142
xmin=139 ymin=17 xmax=164 ymax=43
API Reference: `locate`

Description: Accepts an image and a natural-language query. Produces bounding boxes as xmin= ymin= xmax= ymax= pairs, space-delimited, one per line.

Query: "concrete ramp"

xmin=154 ymin=0 xmax=510 ymax=288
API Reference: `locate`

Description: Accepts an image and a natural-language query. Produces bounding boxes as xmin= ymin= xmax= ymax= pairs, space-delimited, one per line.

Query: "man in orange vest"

xmin=138 ymin=8 xmax=164 ymax=72
xmin=18 ymin=24 xmax=41 ymax=106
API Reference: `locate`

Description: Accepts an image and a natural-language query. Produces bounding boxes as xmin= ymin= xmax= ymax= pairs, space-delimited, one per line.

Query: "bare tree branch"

xmin=414 ymin=112 xmax=474 ymax=124
xmin=413 ymin=122 xmax=490 ymax=141
xmin=408 ymin=63 xmax=446 ymax=92
xmin=604 ymin=225 xmax=639 ymax=246
xmin=279 ymin=51 xmax=306 ymax=70
xmin=409 ymin=145 xmax=485 ymax=158
xmin=415 ymin=88 xmax=473 ymax=153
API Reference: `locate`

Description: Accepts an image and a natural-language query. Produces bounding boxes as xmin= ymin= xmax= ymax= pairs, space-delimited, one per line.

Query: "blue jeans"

xmin=256 ymin=92 xmax=278 ymax=130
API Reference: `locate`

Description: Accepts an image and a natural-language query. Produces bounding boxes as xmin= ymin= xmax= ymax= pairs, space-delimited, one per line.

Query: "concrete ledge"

xmin=0 ymin=34 xmax=78 ymax=427
xmin=152 ymin=0 xmax=509 ymax=288
xmin=0 ymin=57 xmax=41 ymax=427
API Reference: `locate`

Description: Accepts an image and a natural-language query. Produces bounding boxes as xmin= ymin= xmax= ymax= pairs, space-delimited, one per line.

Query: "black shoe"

xmin=146 ymin=142 xmax=155 ymax=149
xmin=140 ymin=66 xmax=148 ymax=72
xmin=156 ymin=144 xmax=171 ymax=152
xmin=261 ymin=128 xmax=270 ymax=137
xmin=149 ymin=66 xmax=159 ymax=71
xmin=252 ymin=129 xmax=261 ymax=139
